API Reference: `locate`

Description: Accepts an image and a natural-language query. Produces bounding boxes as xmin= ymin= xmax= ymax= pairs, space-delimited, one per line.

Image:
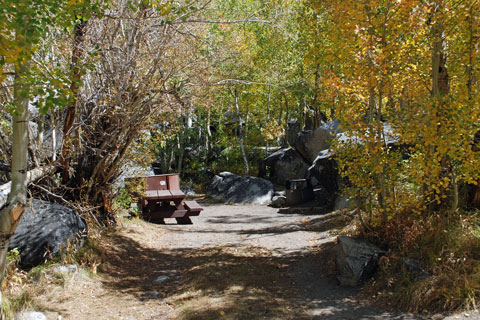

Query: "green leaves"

xmin=0 ymin=0 xmax=105 ymax=114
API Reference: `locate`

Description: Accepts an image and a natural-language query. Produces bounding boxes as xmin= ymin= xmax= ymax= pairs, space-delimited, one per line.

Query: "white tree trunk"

xmin=234 ymin=88 xmax=249 ymax=176
xmin=0 ymin=58 xmax=30 ymax=306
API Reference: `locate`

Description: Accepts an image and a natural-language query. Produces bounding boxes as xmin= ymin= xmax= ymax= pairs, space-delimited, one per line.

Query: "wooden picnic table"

xmin=139 ymin=174 xmax=203 ymax=224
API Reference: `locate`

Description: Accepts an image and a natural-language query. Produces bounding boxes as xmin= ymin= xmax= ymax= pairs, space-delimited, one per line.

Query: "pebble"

xmin=15 ymin=311 xmax=47 ymax=320
xmin=153 ymin=273 xmax=177 ymax=284
xmin=51 ymin=264 xmax=78 ymax=274
xmin=145 ymin=290 xmax=159 ymax=299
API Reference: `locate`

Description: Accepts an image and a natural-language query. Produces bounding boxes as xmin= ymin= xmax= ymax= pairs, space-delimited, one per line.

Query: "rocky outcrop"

xmin=335 ymin=236 xmax=386 ymax=287
xmin=263 ymin=148 xmax=310 ymax=187
xmin=9 ymin=199 xmax=87 ymax=268
xmin=208 ymin=172 xmax=274 ymax=204
xmin=293 ymin=121 xmax=339 ymax=163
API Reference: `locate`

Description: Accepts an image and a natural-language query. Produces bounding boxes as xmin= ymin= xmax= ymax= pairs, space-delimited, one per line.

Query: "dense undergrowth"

xmin=358 ymin=209 xmax=480 ymax=313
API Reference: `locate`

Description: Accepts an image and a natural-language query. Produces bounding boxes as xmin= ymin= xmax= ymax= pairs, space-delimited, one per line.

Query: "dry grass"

xmin=359 ymin=209 xmax=480 ymax=313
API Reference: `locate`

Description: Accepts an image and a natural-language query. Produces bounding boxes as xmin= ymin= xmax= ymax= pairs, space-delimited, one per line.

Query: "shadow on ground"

xmin=185 ymin=209 xmax=355 ymax=238
xmin=98 ymin=208 xmax=424 ymax=320
xmin=99 ymin=233 xmax=309 ymax=319
xmin=292 ymin=242 xmax=425 ymax=320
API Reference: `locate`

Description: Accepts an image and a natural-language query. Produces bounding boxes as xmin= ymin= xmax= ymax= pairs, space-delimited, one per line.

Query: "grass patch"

xmin=1 ymin=222 xmax=109 ymax=317
xmin=1 ymin=291 xmax=40 ymax=320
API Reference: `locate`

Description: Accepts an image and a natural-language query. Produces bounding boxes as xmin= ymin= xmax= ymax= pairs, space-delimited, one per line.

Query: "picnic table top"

xmin=144 ymin=189 xmax=185 ymax=201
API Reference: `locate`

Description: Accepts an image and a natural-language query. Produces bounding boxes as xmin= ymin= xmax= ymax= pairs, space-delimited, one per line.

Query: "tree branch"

xmin=0 ymin=164 xmax=58 ymax=209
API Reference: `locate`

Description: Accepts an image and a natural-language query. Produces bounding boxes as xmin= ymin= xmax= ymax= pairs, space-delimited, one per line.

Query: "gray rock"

xmin=208 ymin=172 xmax=274 ymax=204
xmin=264 ymin=148 xmax=309 ymax=187
xmin=144 ymin=290 xmax=159 ymax=299
xmin=274 ymin=190 xmax=286 ymax=197
xmin=403 ymin=258 xmax=429 ymax=279
xmin=180 ymin=184 xmax=196 ymax=196
xmin=310 ymin=122 xmax=399 ymax=165
xmin=51 ymin=264 xmax=78 ymax=275
xmin=9 ymin=199 xmax=87 ymax=269
xmin=15 ymin=311 xmax=47 ymax=320
xmin=270 ymin=196 xmax=287 ymax=208
xmin=153 ymin=273 xmax=176 ymax=284
xmin=293 ymin=121 xmax=339 ymax=163
xmin=335 ymin=236 xmax=386 ymax=287
xmin=334 ymin=195 xmax=357 ymax=211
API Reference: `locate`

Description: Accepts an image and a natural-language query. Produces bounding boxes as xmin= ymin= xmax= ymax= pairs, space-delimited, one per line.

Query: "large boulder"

xmin=335 ymin=236 xmax=386 ymax=287
xmin=9 ymin=199 xmax=87 ymax=268
xmin=309 ymin=157 xmax=339 ymax=193
xmin=293 ymin=120 xmax=339 ymax=163
xmin=264 ymin=148 xmax=309 ymax=187
xmin=208 ymin=172 xmax=274 ymax=204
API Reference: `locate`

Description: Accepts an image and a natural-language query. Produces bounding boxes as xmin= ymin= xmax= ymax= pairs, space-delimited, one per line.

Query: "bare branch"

xmin=187 ymin=79 xmax=279 ymax=87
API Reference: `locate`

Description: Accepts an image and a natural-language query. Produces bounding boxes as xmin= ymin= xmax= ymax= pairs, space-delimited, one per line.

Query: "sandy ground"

xmin=29 ymin=203 xmax=479 ymax=319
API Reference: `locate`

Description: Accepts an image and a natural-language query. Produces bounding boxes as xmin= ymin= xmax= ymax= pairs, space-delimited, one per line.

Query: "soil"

xmin=17 ymin=203 xmax=480 ymax=319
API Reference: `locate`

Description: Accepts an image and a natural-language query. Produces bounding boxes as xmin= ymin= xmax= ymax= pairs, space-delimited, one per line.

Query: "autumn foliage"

xmin=305 ymin=0 xmax=480 ymax=218
xmin=302 ymin=0 xmax=480 ymax=311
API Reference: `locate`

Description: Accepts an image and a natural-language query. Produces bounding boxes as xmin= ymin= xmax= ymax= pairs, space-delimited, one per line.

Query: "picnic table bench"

xmin=138 ymin=174 xmax=203 ymax=224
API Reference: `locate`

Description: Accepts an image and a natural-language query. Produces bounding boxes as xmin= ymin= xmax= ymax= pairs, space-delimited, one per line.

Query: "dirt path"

xmin=32 ymin=204 xmax=474 ymax=319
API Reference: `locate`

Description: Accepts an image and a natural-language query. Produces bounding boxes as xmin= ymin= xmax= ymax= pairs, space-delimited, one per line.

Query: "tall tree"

xmin=0 ymin=0 xmax=90 ymax=308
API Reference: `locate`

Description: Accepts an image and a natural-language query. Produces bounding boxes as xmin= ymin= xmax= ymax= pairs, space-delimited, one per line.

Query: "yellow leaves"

xmin=0 ymin=72 xmax=6 ymax=84
xmin=153 ymin=2 xmax=172 ymax=15
xmin=2 ymin=46 xmax=23 ymax=64
xmin=261 ymin=121 xmax=283 ymax=141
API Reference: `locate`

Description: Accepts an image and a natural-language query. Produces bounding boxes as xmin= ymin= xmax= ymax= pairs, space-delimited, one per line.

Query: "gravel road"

xmin=157 ymin=203 xmax=434 ymax=319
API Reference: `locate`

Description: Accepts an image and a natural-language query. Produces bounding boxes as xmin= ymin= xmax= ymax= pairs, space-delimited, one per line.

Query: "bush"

xmin=361 ymin=209 xmax=480 ymax=312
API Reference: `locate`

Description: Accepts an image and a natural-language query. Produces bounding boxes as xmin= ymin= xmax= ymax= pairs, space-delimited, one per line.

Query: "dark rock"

xmin=335 ymin=236 xmax=386 ymax=287
xmin=293 ymin=121 xmax=339 ymax=163
xmin=270 ymin=196 xmax=286 ymax=208
xmin=285 ymin=179 xmax=314 ymax=206
xmin=208 ymin=172 xmax=274 ymax=204
xmin=309 ymin=157 xmax=339 ymax=197
xmin=264 ymin=148 xmax=309 ymax=187
xmin=402 ymin=258 xmax=429 ymax=279
xmin=9 ymin=199 xmax=87 ymax=269
xmin=180 ymin=183 xmax=196 ymax=196
xmin=313 ymin=187 xmax=332 ymax=207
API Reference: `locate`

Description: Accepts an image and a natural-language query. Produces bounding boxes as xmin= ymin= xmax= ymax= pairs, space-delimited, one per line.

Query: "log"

xmin=0 ymin=165 xmax=57 ymax=209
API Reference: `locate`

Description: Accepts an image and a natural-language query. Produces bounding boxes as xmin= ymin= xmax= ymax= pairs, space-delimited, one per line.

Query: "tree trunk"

xmin=61 ymin=19 xmax=88 ymax=183
xmin=204 ymin=109 xmax=211 ymax=161
xmin=177 ymin=127 xmax=185 ymax=175
xmin=265 ymin=78 xmax=271 ymax=157
xmin=0 ymin=57 xmax=30 ymax=307
xmin=234 ymin=88 xmax=249 ymax=176
xmin=0 ymin=166 xmax=56 ymax=209
xmin=51 ymin=113 xmax=57 ymax=162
